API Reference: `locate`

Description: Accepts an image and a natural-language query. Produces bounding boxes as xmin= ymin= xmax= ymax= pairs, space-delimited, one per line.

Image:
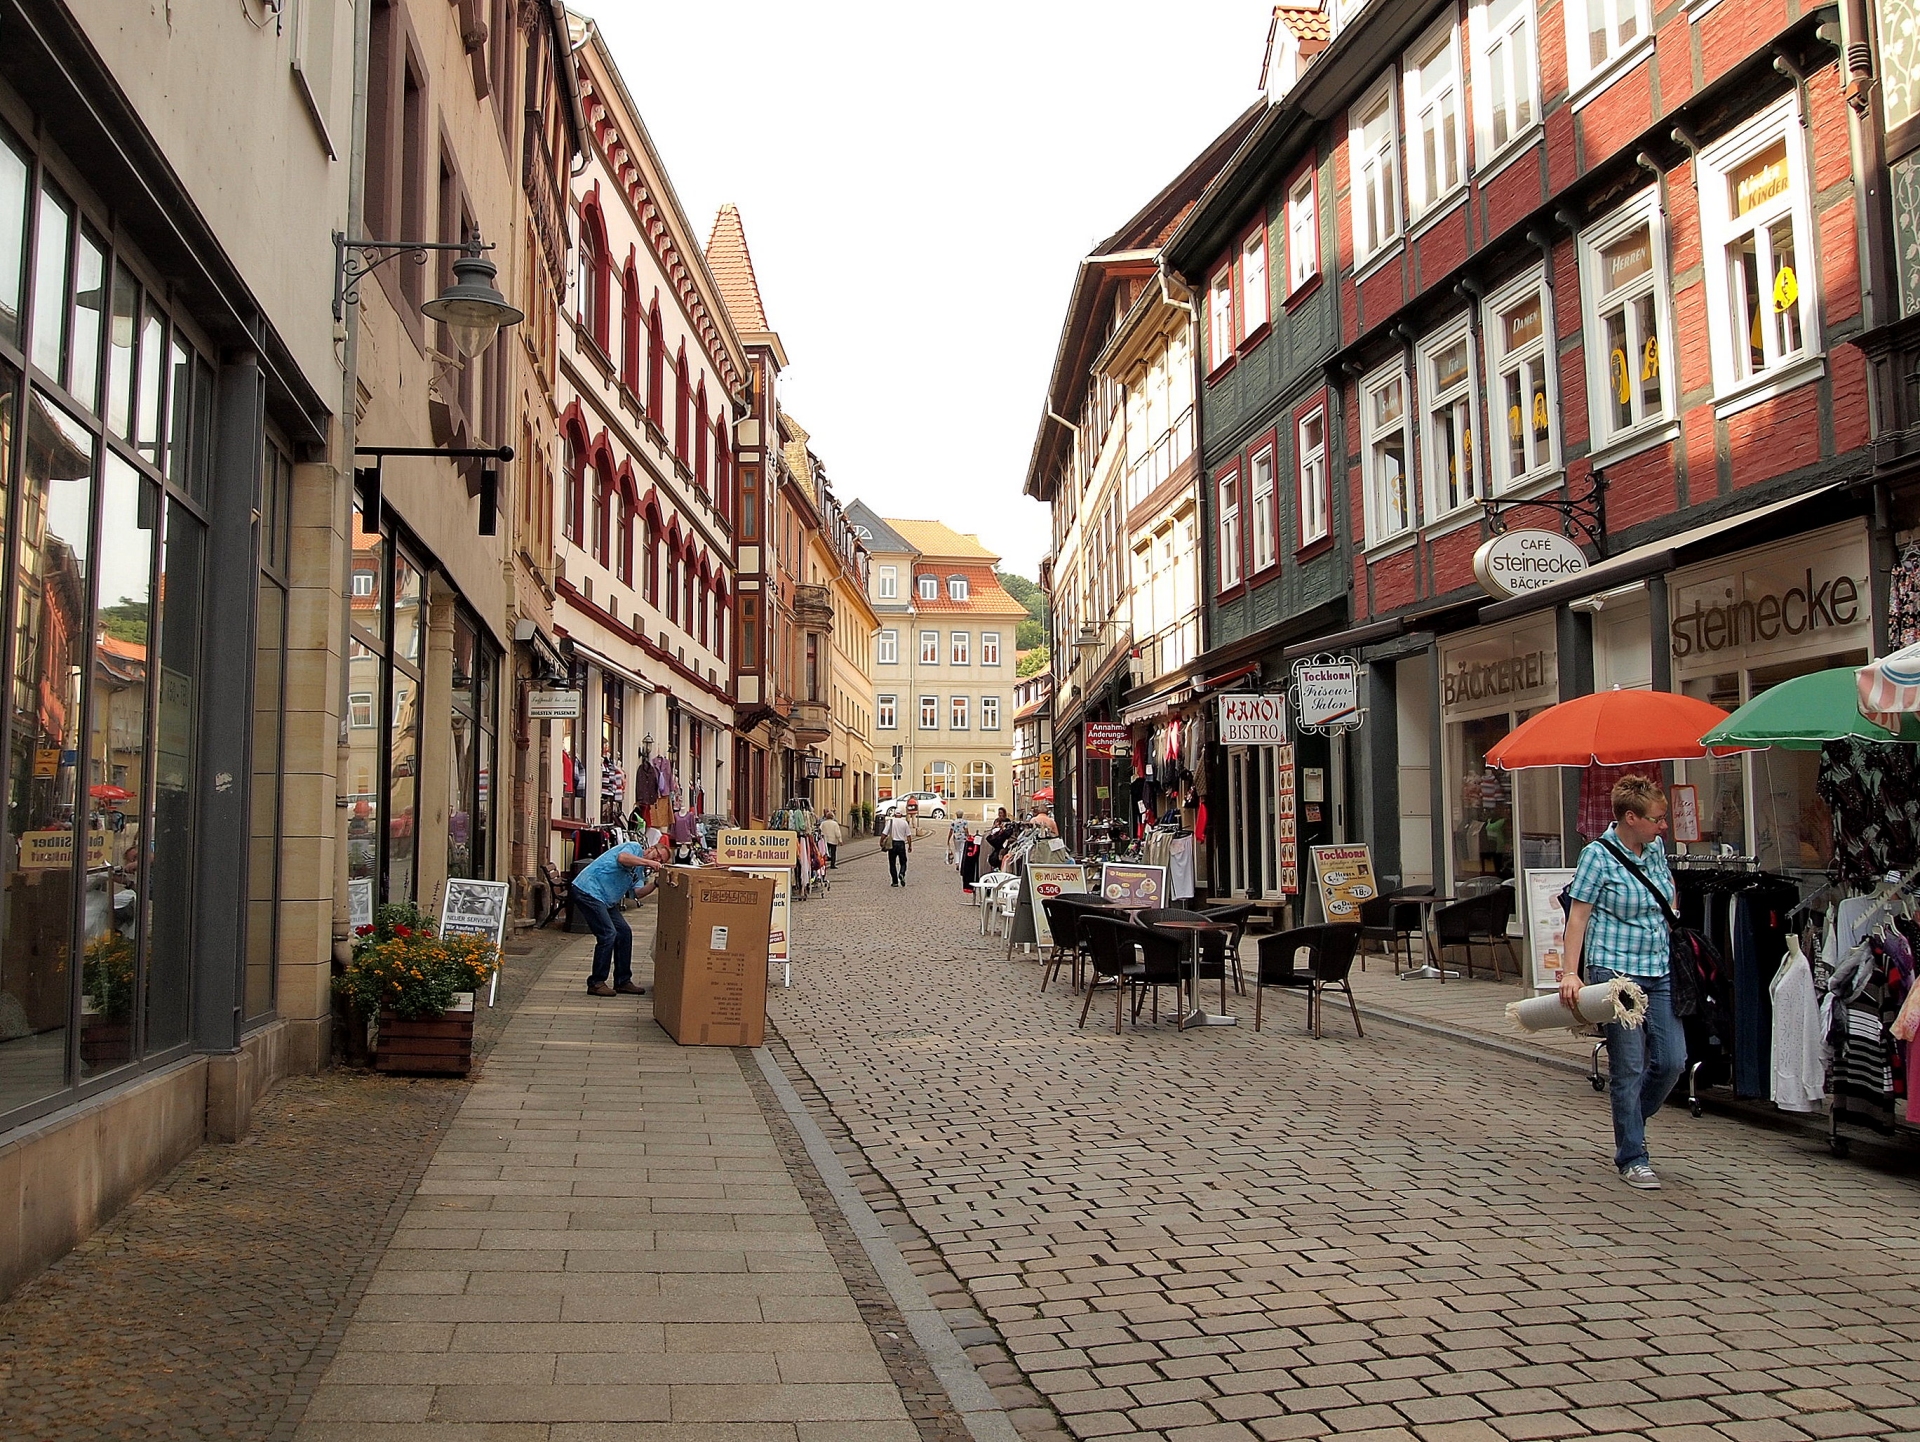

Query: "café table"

xmin=1396 ymin=894 xmax=1460 ymax=981
xmin=1138 ymin=912 xmax=1238 ymax=1028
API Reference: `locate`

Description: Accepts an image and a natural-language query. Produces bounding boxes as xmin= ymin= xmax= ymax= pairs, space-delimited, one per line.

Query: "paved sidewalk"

xmin=293 ymin=931 xmax=925 ymax=1441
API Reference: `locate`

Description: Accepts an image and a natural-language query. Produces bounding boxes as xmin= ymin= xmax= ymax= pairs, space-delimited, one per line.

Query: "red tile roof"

xmin=706 ymin=204 xmax=769 ymax=332
xmin=909 ymin=563 xmax=1029 ymax=617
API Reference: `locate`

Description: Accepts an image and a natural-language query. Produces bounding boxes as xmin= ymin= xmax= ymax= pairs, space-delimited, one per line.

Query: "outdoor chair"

xmin=1075 ymin=913 xmax=1147 ymax=1033
xmin=537 ymin=861 xmax=571 ymax=929
xmin=992 ymin=878 xmax=1021 ymax=937
xmin=1358 ymin=887 xmax=1430 ymax=974
xmin=1198 ymin=902 xmax=1257 ymax=993
xmin=1126 ymin=920 xmax=1192 ymax=1026
xmin=1039 ymin=896 xmax=1083 ymax=993
xmin=973 ymin=870 xmax=1015 ymax=906
xmin=1253 ymin=924 xmax=1363 ymax=1037
xmin=1432 ymin=887 xmax=1517 ymax=980
xmin=1137 ymin=910 xmax=1233 ymax=1015
xmin=1048 ymin=895 xmax=1122 ymax=993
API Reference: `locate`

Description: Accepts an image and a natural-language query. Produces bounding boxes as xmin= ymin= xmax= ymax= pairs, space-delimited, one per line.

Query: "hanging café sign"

xmin=1472 ymin=529 xmax=1588 ymax=599
xmin=1218 ymin=692 xmax=1288 ymax=745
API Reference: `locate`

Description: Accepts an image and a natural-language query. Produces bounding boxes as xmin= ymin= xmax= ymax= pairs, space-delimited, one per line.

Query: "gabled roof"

xmin=906 ymin=564 xmax=1030 ymax=618
xmin=1262 ymin=2 xmax=1332 ymax=89
xmin=706 ymin=204 xmax=769 ymax=332
xmin=780 ymin=407 xmax=813 ymax=487
xmin=844 ymin=500 xmax=914 ymax=556
xmin=884 ymin=518 xmax=999 ymax=563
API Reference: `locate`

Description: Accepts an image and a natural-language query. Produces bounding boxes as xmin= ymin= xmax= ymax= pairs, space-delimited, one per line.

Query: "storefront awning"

xmin=565 ymin=641 xmax=657 ymax=694
xmin=1121 ymin=685 xmax=1195 ymax=726
xmin=1478 ymin=484 xmax=1852 ymax=624
xmin=668 ymin=693 xmax=731 ymax=732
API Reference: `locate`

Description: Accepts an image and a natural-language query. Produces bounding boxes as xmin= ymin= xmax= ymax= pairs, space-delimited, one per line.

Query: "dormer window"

xmin=917 ymin=574 xmax=937 ymax=601
xmin=948 ymin=575 xmax=969 ymax=602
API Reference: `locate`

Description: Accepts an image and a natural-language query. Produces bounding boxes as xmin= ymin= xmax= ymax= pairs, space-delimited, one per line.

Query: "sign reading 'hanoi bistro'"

xmin=1472 ymin=529 xmax=1588 ymax=599
xmin=1218 ymin=692 xmax=1287 ymax=745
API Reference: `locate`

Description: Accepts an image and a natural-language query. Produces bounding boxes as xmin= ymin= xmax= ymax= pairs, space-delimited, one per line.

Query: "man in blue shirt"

xmin=572 ymin=839 xmax=663 ymax=996
xmin=1561 ymin=775 xmax=1683 ymax=1190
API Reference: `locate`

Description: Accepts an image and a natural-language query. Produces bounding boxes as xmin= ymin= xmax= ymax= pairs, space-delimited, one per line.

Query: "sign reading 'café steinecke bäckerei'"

xmin=1471 ymin=529 xmax=1588 ymax=599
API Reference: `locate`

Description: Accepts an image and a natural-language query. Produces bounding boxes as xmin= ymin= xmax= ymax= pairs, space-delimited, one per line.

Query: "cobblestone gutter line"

xmin=0 ymin=927 xmax=568 ymax=1442
xmin=750 ymin=1031 xmax=1072 ymax=1442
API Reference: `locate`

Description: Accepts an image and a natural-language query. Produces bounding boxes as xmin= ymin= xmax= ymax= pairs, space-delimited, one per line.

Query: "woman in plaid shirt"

xmin=1560 ymin=775 xmax=1683 ymax=1191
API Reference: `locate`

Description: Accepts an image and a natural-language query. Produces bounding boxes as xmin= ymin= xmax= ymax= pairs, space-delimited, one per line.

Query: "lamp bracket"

xmin=333 ymin=232 xmax=495 ymax=321
xmin=1480 ymin=470 xmax=1609 ymax=557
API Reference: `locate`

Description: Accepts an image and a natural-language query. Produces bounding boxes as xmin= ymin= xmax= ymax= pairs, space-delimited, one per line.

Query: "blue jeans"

xmin=1589 ymin=964 xmax=1686 ymax=1170
xmin=573 ymin=891 xmax=632 ymax=987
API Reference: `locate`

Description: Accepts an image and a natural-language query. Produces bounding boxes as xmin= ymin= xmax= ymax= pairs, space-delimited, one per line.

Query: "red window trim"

xmin=1236 ymin=216 xmax=1272 ymax=354
xmin=1244 ymin=426 xmax=1282 ymax=583
xmin=1283 ymin=156 xmax=1320 ymax=303
xmin=1205 ymin=258 xmax=1237 ymax=381
xmin=1215 ymin=460 xmax=1246 ymax=597
xmin=1293 ymin=392 xmax=1333 ymax=558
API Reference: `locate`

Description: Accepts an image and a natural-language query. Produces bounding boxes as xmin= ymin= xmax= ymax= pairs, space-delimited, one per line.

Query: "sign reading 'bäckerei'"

xmin=1218 ymin=692 xmax=1287 ymax=745
xmin=1472 ymin=529 xmax=1588 ymax=598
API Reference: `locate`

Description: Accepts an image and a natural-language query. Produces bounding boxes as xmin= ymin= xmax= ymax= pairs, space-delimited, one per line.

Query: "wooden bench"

xmin=537 ymin=861 xmax=571 ymax=929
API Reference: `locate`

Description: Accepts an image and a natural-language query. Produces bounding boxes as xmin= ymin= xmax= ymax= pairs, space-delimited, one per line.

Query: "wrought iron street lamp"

xmin=333 ymin=233 xmax=524 ymax=358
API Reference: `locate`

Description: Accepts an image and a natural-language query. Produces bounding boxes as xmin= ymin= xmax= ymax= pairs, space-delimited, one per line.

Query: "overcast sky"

xmin=583 ymin=1 xmax=1275 ymax=580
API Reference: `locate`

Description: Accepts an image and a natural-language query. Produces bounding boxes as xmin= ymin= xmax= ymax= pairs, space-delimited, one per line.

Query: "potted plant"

xmin=336 ymin=903 xmax=500 ymax=1076
xmin=80 ymin=929 xmax=136 ymax=1066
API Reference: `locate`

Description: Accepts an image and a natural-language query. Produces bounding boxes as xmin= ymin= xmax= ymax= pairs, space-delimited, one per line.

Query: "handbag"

xmin=1596 ymin=838 xmax=1700 ymax=1017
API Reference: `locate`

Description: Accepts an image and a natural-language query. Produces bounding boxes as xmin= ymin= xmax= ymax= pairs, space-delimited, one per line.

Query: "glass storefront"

xmin=1440 ymin=618 xmax=1564 ymax=887
xmin=346 ymin=506 xmax=426 ymax=906
xmin=448 ymin=611 xmax=497 ymax=880
xmin=0 ymin=118 xmax=219 ymax=1117
xmin=1672 ymin=525 xmax=1871 ymax=876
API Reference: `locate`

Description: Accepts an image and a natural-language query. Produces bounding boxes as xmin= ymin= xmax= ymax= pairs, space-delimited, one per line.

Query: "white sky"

xmin=583 ymin=1 xmax=1276 ymax=579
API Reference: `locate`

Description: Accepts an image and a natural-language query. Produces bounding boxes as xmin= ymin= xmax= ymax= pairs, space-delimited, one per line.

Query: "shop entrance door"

xmin=1226 ymin=745 xmax=1292 ymax=899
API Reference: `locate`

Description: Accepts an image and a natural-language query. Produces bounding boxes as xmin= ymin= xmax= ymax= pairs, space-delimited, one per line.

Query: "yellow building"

xmin=851 ymin=512 xmax=1024 ymax=822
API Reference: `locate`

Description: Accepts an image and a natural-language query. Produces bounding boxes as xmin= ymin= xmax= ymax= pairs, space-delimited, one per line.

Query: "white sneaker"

xmin=1619 ymin=1163 xmax=1661 ymax=1190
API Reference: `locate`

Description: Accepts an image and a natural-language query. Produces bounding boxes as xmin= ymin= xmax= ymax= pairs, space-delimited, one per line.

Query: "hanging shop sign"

xmin=1289 ymin=656 xmax=1362 ymax=733
xmin=1084 ymin=721 xmax=1130 ymax=757
xmin=1218 ymin=692 xmax=1288 ymax=745
xmin=826 ymin=763 xmax=844 ymax=779
xmin=1472 ymin=529 xmax=1588 ymax=599
xmin=1038 ymin=754 xmax=1054 ymax=781
xmin=528 ymin=689 xmax=582 ymax=719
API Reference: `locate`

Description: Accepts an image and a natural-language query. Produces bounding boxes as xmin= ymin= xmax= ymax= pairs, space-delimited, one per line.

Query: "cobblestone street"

xmin=773 ymin=844 xmax=1920 ymax=1442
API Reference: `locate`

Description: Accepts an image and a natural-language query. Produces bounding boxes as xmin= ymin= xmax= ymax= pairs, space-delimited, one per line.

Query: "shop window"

xmin=449 ymin=613 xmax=497 ymax=872
xmin=30 ymin=179 xmax=71 ymax=379
xmin=877 ymin=694 xmax=897 ymax=729
xmin=1287 ymin=169 xmax=1318 ymax=294
xmin=1699 ymin=100 xmax=1819 ymax=398
xmin=1349 ymin=75 xmax=1401 ymax=267
xmin=878 ymin=628 xmax=897 ymax=664
xmin=1472 ymin=0 xmax=1538 ymax=161
xmin=1361 ymin=363 xmax=1412 ymax=545
xmin=951 ymin=696 xmax=970 ymax=730
xmin=924 ymin=760 xmax=955 ymax=797
xmin=1419 ymin=323 xmax=1479 ymax=519
xmin=1404 ymin=16 xmax=1464 ymax=219
xmin=963 ymin=760 xmax=995 ymax=799
xmin=878 ymin=564 xmax=896 ymax=598
xmin=1298 ymin=407 xmax=1330 ymax=546
xmin=385 ymin=554 xmax=424 ymax=905
xmin=1567 ymin=0 xmax=1650 ymax=89
xmin=951 ymin=631 xmax=969 ymax=665
xmin=148 ymin=492 xmax=205 ymax=1054
xmin=1483 ymin=270 xmax=1558 ymax=491
xmin=1249 ymin=444 xmax=1277 ymax=572
xmin=981 ymin=632 xmax=1000 ymax=666
xmin=981 ymin=696 xmax=1001 ymax=730
xmin=919 ymin=695 xmax=938 ymax=729
xmin=920 ymin=629 xmax=938 ymax=664
xmin=1578 ymin=192 xmax=1673 ymax=449
xmin=1217 ymin=464 xmax=1242 ymax=587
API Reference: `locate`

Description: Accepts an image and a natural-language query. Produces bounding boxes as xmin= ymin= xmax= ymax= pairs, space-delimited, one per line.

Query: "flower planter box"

xmin=79 ymin=1019 xmax=133 ymax=1066
xmin=374 ymin=1010 xmax=474 ymax=1076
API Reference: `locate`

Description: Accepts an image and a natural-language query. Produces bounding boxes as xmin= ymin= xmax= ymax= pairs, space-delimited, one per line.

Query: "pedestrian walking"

xmin=947 ymin=814 xmax=968 ymax=868
xmin=819 ymin=811 xmax=843 ymax=868
xmin=1560 ymin=775 xmax=1684 ymax=1190
xmin=884 ymin=810 xmax=913 ymax=886
xmin=571 ymin=838 xmax=664 ymax=996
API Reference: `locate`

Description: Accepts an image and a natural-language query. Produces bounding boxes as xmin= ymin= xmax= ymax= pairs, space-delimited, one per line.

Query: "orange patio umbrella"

xmin=1483 ymin=688 xmax=1739 ymax=770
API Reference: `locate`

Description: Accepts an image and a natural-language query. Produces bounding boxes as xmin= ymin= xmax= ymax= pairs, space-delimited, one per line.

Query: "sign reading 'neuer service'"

xmin=1472 ymin=529 xmax=1588 ymax=599
xmin=1218 ymin=692 xmax=1288 ymax=745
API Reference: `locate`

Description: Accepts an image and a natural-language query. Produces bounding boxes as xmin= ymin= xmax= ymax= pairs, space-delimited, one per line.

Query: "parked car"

xmin=875 ymin=791 xmax=947 ymax=821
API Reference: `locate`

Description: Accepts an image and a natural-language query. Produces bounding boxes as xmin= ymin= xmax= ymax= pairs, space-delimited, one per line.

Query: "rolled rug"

xmin=1505 ymin=977 xmax=1648 ymax=1033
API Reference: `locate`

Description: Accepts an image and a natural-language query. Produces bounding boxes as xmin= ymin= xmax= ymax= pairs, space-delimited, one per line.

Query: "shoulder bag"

xmin=1596 ymin=837 xmax=1701 ymax=1017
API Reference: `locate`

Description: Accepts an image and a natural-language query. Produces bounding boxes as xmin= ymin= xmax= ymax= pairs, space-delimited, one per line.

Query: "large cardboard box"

xmin=651 ymin=867 xmax=776 ymax=1046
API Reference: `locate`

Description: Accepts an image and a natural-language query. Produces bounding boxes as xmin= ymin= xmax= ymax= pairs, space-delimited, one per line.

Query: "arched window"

xmin=563 ymin=428 xmax=586 ymax=544
xmin=696 ymin=575 xmax=708 ymax=647
xmin=674 ymin=347 xmax=690 ymax=463
xmin=923 ymin=761 xmax=955 ymax=798
xmin=577 ymin=203 xmax=610 ymax=351
xmin=575 ymin=212 xmax=599 ymax=331
xmin=591 ymin=454 xmax=611 ymax=566
xmin=682 ymin=545 xmax=695 ymax=627
xmin=616 ymin=489 xmax=634 ymax=584
xmin=963 ymin=761 xmax=995 ymax=799
xmin=621 ymin=263 xmax=641 ymax=390
xmin=715 ymin=413 xmax=732 ymax=523
xmin=666 ymin=543 xmax=680 ymax=623
xmin=644 ymin=510 xmax=661 ymax=604
xmin=646 ymin=296 xmax=664 ymax=419
xmin=713 ymin=584 xmax=728 ymax=662
xmin=694 ymin=378 xmax=708 ymax=488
